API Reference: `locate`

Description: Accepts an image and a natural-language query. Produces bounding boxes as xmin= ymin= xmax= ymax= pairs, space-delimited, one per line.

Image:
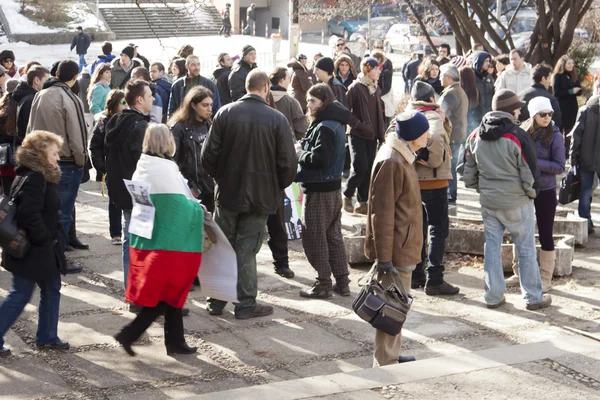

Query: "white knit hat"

xmin=528 ymin=96 xmax=553 ymax=118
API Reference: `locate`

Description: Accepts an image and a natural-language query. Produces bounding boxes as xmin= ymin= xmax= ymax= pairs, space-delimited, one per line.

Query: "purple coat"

xmin=534 ymin=126 xmax=565 ymax=191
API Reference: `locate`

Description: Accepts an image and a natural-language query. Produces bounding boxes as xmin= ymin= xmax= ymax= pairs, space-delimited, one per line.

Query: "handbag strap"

xmin=357 ymin=262 xmax=379 ymax=287
xmin=9 ymin=171 xmax=34 ymax=203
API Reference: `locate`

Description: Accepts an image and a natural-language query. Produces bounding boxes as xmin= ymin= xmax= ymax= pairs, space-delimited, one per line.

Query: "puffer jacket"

xmin=212 ymin=66 xmax=232 ymax=106
xmin=461 ymin=111 xmax=538 ymax=210
xmin=287 ymin=59 xmax=312 ymax=112
xmin=171 ymin=120 xmax=214 ymax=197
xmin=405 ymin=101 xmax=452 ymax=183
xmin=570 ymin=95 xmax=600 ymax=174
xmin=521 ymin=120 xmax=565 ymax=191
xmin=229 ymin=59 xmax=256 ymax=102
xmin=494 ymin=63 xmax=533 ymax=95
xmin=201 ymin=94 xmax=297 ymax=214
xmin=271 ymin=86 xmax=308 ymax=140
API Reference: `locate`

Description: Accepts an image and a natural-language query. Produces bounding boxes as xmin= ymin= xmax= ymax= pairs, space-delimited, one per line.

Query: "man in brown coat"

xmin=287 ymin=54 xmax=311 ymax=114
xmin=343 ymin=57 xmax=385 ymax=215
xmin=366 ymin=110 xmax=430 ymax=367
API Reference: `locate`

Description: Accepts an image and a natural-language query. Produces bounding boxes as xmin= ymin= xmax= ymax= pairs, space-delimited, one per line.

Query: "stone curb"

xmin=182 ymin=334 xmax=600 ymax=400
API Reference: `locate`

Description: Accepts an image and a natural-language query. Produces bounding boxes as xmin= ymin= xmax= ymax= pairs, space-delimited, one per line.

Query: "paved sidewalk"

xmin=0 ymin=179 xmax=600 ymax=399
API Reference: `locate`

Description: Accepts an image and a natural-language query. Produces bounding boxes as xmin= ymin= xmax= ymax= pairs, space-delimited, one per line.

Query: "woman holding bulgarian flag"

xmin=114 ymin=124 xmax=205 ymax=357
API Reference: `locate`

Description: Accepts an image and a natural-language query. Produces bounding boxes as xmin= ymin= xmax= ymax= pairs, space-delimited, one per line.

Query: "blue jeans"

xmin=578 ymin=169 xmax=596 ymax=224
xmin=122 ymin=209 xmax=132 ymax=290
xmin=449 ymin=142 xmax=464 ymax=202
xmin=481 ymin=201 xmax=542 ymax=305
xmin=0 ymin=275 xmax=62 ymax=347
xmin=58 ymin=163 xmax=83 ymax=250
xmin=78 ymin=54 xmax=87 ymax=72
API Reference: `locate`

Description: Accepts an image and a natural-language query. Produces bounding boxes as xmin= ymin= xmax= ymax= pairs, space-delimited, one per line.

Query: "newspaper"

xmin=123 ymin=179 xmax=155 ymax=239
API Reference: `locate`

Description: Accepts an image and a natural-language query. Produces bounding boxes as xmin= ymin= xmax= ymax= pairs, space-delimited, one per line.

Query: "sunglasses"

xmin=2 ymin=59 xmax=13 ymax=64
xmin=336 ymin=43 xmax=345 ymax=47
xmin=538 ymin=111 xmax=553 ymax=118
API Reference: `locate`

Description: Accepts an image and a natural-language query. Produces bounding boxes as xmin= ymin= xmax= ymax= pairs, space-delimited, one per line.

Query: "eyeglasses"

xmin=119 ymin=100 xmax=127 ymax=106
xmin=538 ymin=112 xmax=553 ymax=118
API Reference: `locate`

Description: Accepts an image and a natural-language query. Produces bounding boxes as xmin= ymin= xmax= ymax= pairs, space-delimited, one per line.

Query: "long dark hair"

xmin=104 ymin=89 xmax=125 ymax=118
xmin=307 ymin=83 xmax=335 ymax=119
xmin=168 ymin=86 xmax=213 ymax=126
xmin=87 ymin=63 xmax=111 ymax=103
xmin=553 ymin=55 xmax=578 ymax=83
xmin=0 ymin=92 xmax=17 ymax=136
xmin=172 ymin=58 xmax=187 ymax=79
xmin=459 ymin=66 xmax=480 ymax=109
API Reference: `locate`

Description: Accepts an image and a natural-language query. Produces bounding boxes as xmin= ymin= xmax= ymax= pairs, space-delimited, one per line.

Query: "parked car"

xmin=349 ymin=17 xmax=402 ymax=47
xmin=327 ymin=16 xmax=367 ymax=39
xmin=383 ymin=23 xmax=447 ymax=54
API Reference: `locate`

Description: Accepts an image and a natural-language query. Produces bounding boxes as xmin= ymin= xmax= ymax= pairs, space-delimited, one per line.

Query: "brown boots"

xmin=505 ymin=249 xmax=554 ymax=293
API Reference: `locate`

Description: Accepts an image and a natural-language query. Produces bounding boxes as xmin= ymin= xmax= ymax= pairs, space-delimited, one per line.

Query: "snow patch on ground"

xmin=1 ymin=0 xmax=58 ymax=34
xmin=0 ymin=0 xmax=106 ymax=34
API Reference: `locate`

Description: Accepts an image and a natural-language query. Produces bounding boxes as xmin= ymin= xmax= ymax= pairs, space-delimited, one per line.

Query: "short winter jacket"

xmin=3 ymin=147 xmax=65 ymax=281
xmin=201 ymin=94 xmax=297 ymax=215
xmin=521 ymin=121 xmax=565 ymax=191
xmin=440 ymin=82 xmax=469 ymax=143
xmin=570 ymin=95 xmax=600 ymax=174
xmin=347 ymin=79 xmax=385 ymax=142
xmin=405 ymin=101 xmax=452 ymax=183
xmin=90 ymin=54 xmax=115 ymax=74
xmin=153 ymin=74 xmax=172 ymax=122
xmin=89 ymin=81 xmax=111 ymax=115
xmin=553 ymin=72 xmax=581 ymax=132
xmin=403 ymin=58 xmax=422 ymax=93
xmin=328 ymin=76 xmax=348 ymax=108
xmin=461 ymin=111 xmax=538 ymax=210
xmin=271 ymin=86 xmax=308 ymax=140
xmin=212 ymin=66 xmax=232 ymax=106
xmin=171 ymin=120 xmax=214 ymax=196
xmin=296 ymin=101 xmax=350 ymax=193
xmin=12 ymin=80 xmax=37 ymax=138
xmin=105 ymin=109 xmax=149 ymax=210
xmin=365 ymin=134 xmax=423 ymax=268
xmin=110 ymin=57 xmax=142 ymax=89
xmin=518 ymin=83 xmax=562 ymax=128
xmin=71 ymin=32 xmax=91 ymax=55
xmin=169 ymin=75 xmax=220 ymax=117
xmin=494 ymin=63 xmax=533 ymax=95
xmin=89 ymin=116 xmax=108 ymax=175
xmin=472 ymin=52 xmax=495 ymax=124
xmin=229 ymin=59 xmax=257 ymax=102
xmin=27 ymin=80 xmax=89 ymax=167
xmin=287 ymin=59 xmax=312 ymax=112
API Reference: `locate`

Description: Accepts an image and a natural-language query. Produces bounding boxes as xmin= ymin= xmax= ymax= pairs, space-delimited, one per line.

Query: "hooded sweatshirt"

xmin=461 ymin=111 xmax=539 ymax=210
xmin=472 ymin=51 xmax=495 ymax=124
xmin=212 ymin=66 xmax=232 ymax=106
xmin=153 ymin=73 xmax=172 ymax=122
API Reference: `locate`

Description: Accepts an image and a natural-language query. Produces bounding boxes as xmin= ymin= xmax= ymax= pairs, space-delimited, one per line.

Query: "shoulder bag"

xmin=0 ymin=135 xmax=17 ymax=167
xmin=558 ymin=165 xmax=581 ymax=205
xmin=352 ymin=263 xmax=413 ymax=336
xmin=0 ymin=173 xmax=33 ymax=258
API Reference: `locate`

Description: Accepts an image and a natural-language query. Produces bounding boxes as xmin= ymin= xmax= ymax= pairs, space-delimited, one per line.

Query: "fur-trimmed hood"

xmin=15 ymin=146 xmax=62 ymax=184
xmin=334 ymin=54 xmax=358 ymax=77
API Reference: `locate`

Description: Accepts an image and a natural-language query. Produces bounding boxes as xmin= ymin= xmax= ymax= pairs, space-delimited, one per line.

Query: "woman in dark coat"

xmin=413 ymin=57 xmax=443 ymax=96
xmin=287 ymin=55 xmax=312 ymax=113
xmin=0 ymin=90 xmax=19 ymax=195
xmin=168 ymin=86 xmax=214 ymax=212
xmin=0 ymin=130 xmax=68 ymax=357
xmin=553 ymin=55 xmax=582 ymax=154
xmin=90 ymin=89 xmax=126 ymax=245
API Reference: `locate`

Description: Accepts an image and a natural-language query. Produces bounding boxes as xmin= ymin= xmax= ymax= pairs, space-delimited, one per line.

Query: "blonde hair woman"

xmin=114 ymin=123 xmax=206 ymax=357
xmin=0 ymin=131 xmax=69 ymax=357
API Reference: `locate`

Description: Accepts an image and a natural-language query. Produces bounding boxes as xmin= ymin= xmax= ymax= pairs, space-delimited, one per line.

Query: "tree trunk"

xmin=406 ymin=0 xmax=439 ymax=56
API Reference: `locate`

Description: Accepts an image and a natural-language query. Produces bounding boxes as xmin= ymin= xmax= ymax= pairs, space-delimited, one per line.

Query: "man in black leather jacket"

xmin=201 ymin=70 xmax=297 ymax=320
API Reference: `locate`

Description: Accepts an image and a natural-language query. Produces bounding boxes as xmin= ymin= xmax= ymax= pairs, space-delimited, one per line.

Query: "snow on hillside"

xmin=0 ymin=0 xmax=106 ymax=34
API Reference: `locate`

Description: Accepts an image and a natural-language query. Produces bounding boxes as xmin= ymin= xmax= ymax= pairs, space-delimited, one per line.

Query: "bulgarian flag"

xmin=126 ymin=154 xmax=205 ymax=309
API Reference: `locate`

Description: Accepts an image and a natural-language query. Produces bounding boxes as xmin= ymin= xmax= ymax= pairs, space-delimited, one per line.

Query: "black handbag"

xmin=0 ymin=173 xmax=32 ymax=258
xmin=558 ymin=166 xmax=581 ymax=205
xmin=352 ymin=263 xmax=413 ymax=336
xmin=0 ymin=136 xmax=17 ymax=167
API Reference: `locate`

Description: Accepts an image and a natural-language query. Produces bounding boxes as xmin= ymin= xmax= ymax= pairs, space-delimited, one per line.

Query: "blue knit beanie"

xmin=395 ymin=111 xmax=430 ymax=141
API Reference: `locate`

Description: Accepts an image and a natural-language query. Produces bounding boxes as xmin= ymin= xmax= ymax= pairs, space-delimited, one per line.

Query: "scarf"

xmin=524 ymin=119 xmax=554 ymax=148
xmin=270 ymin=84 xmax=286 ymax=92
xmin=427 ymin=76 xmax=440 ymax=86
xmin=357 ymin=72 xmax=378 ymax=95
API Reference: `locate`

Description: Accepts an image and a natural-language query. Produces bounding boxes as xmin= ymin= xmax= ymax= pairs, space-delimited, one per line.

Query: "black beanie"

xmin=315 ymin=57 xmax=335 ymax=75
xmin=121 ymin=46 xmax=135 ymax=60
xmin=0 ymin=50 xmax=15 ymax=63
xmin=242 ymin=45 xmax=256 ymax=58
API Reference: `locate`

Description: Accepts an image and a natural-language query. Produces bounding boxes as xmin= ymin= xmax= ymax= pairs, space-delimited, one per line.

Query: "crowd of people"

xmin=0 ymin=35 xmax=596 ymax=368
